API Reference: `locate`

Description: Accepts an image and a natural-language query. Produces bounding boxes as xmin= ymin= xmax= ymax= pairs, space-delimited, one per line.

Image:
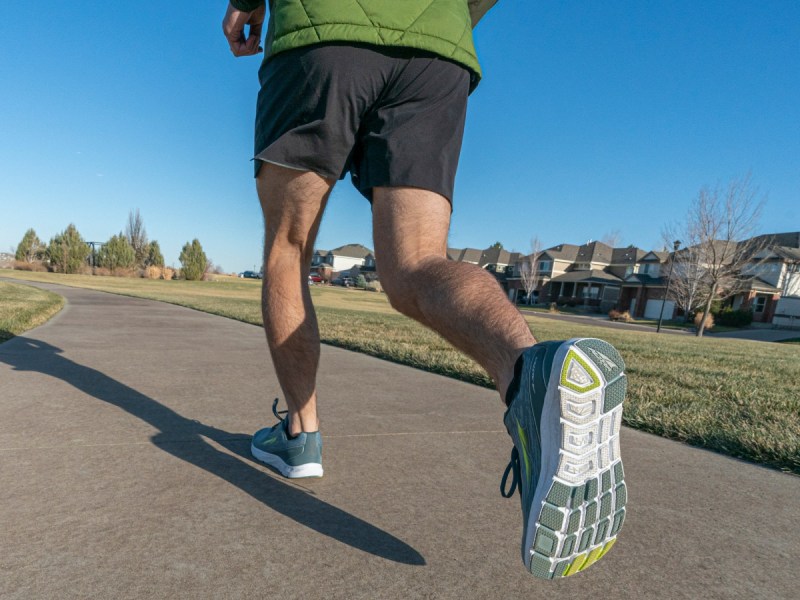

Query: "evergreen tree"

xmin=48 ymin=224 xmax=90 ymax=274
xmin=15 ymin=228 xmax=45 ymax=262
xmin=145 ymin=240 xmax=165 ymax=267
xmin=179 ymin=239 xmax=208 ymax=281
xmin=97 ymin=233 xmax=136 ymax=273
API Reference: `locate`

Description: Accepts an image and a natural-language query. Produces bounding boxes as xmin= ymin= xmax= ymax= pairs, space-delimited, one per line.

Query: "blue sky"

xmin=1 ymin=1 xmax=798 ymax=272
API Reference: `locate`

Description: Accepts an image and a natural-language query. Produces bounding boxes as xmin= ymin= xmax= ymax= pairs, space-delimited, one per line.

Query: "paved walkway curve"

xmin=1 ymin=281 xmax=797 ymax=599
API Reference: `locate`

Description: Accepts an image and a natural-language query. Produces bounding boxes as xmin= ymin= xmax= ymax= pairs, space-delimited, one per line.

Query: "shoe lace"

xmin=272 ymin=398 xmax=288 ymax=422
xmin=500 ymin=446 xmax=521 ymax=498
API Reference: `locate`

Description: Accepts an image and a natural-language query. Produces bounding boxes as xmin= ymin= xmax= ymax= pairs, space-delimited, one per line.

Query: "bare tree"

xmin=125 ymin=209 xmax=149 ymax=268
xmin=666 ymin=175 xmax=767 ymax=337
xmin=663 ymin=240 xmax=710 ymax=322
xmin=518 ymin=237 xmax=542 ymax=305
xmin=600 ymin=229 xmax=622 ymax=248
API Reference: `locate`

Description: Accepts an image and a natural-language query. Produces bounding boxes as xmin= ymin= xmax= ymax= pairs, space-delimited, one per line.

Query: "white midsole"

xmin=523 ymin=338 xmax=624 ymax=568
xmin=523 ymin=340 xmax=575 ymax=564
xmin=251 ymin=445 xmax=323 ymax=478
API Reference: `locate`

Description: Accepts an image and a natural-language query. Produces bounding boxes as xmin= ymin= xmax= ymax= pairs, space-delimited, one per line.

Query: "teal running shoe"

xmin=502 ymin=338 xmax=627 ymax=579
xmin=251 ymin=399 xmax=323 ymax=478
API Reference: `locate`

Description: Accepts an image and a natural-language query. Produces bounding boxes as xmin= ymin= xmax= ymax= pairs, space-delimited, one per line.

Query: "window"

xmin=754 ymin=296 xmax=766 ymax=313
xmin=538 ymin=260 xmax=552 ymax=272
xmin=640 ymin=263 xmax=660 ymax=276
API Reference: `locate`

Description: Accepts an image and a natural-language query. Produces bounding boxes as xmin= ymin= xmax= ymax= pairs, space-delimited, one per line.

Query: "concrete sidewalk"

xmin=1 ymin=282 xmax=797 ymax=599
xmin=707 ymin=328 xmax=800 ymax=342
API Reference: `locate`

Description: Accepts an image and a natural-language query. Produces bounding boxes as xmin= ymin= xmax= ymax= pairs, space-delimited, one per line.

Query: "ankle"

xmin=288 ymin=412 xmax=319 ymax=436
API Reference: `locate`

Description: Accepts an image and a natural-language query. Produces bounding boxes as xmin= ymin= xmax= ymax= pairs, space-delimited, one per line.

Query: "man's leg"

xmin=374 ymin=187 xmax=628 ymax=579
xmin=372 ymin=186 xmax=536 ymax=401
xmin=257 ymin=162 xmax=334 ymax=436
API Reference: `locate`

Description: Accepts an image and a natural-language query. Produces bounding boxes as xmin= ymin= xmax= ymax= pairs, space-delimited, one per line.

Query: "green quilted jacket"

xmin=230 ymin=0 xmax=483 ymax=86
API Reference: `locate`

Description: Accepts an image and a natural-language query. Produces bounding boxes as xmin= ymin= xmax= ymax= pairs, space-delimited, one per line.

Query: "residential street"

xmin=1 ymin=281 xmax=797 ymax=599
xmin=521 ymin=308 xmax=800 ymax=342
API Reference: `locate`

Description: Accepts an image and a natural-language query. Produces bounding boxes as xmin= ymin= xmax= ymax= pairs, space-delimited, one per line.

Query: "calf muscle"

xmin=372 ymin=187 xmax=536 ymax=399
xmin=257 ymin=163 xmax=334 ymax=434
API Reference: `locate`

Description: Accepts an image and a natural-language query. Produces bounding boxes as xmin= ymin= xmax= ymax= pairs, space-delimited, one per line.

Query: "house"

xmin=478 ymin=247 xmax=522 ymax=274
xmin=311 ymin=244 xmax=373 ymax=273
xmin=547 ymin=242 xmax=620 ymax=311
xmin=447 ymin=247 xmax=484 ymax=265
xmin=507 ymin=241 xmax=678 ymax=316
xmin=507 ymin=243 xmax=581 ymax=303
xmin=447 ymin=246 xmax=521 ymax=291
xmin=343 ymin=253 xmax=380 ymax=283
xmin=618 ymin=251 xmax=673 ymax=319
xmin=621 ymin=231 xmax=800 ymax=324
xmin=728 ymin=232 xmax=800 ymax=323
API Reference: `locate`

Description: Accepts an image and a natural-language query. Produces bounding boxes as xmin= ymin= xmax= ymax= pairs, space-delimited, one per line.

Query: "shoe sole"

xmin=525 ymin=338 xmax=627 ymax=579
xmin=251 ymin=444 xmax=324 ymax=479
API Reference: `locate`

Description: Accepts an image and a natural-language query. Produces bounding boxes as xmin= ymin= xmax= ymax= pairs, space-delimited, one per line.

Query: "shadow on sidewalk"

xmin=0 ymin=337 xmax=425 ymax=566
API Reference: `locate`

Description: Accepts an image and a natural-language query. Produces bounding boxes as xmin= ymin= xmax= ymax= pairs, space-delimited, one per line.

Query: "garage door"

xmin=644 ymin=299 xmax=675 ymax=320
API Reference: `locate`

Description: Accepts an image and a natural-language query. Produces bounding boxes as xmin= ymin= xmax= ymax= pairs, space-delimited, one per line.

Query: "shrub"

xmin=609 ymin=309 xmax=632 ymax=322
xmin=179 ymin=239 xmax=208 ymax=281
xmin=145 ymin=241 xmax=165 ymax=268
xmin=47 ymin=224 xmax=91 ymax=274
xmin=355 ymin=274 xmax=367 ymax=289
xmin=13 ymin=260 xmax=47 ymax=272
xmin=15 ymin=228 xmax=46 ymax=263
xmin=548 ymin=302 xmax=558 ymax=313
xmin=111 ymin=267 xmax=136 ymax=278
xmin=97 ymin=233 xmax=136 ymax=274
xmin=694 ymin=312 xmax=715 ymax=330
xmin=365 ymin=281 xmax=383 ymax=293
xmin=714 ymin=307 xmax=753 ymax=328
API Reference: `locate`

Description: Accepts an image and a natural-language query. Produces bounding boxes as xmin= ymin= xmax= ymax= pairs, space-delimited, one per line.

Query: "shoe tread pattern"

xmin=528 ymin=339 xmax=627 ymax=579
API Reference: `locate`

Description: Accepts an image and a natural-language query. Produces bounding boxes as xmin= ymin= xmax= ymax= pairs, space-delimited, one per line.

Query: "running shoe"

xmin=502 ymin=338 xmax=627 ymax=578
xmin=251 ymin=398 xmax=323 ymax=478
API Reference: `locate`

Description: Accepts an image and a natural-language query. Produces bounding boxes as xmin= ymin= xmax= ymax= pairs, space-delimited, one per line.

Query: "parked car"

xmin=308 ymin=274 xmax=323 ymax=283
xmin=239 ymin=271 xmax=261 ymax=279
xmin=332 ymin=276 xmax=354 ymax=287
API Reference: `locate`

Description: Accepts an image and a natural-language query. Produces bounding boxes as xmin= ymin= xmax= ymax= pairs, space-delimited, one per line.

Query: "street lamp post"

xmin=657 ymin=240 xmax=681 ymax=333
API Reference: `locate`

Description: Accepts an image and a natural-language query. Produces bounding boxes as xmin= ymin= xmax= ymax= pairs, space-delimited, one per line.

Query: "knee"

xmin=380 ymin=268 xmax=418 ymax=316
xmin=263 ymin=229 xmax=313 ymax=272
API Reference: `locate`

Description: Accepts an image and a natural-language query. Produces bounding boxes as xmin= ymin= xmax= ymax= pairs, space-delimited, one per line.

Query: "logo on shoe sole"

xmin=586 ymin=347 xmax=618 ymax=372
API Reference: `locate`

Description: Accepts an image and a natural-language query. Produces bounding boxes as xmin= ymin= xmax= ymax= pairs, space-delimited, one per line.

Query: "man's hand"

xmin=222 ymin=2 xmax=266 ymax=57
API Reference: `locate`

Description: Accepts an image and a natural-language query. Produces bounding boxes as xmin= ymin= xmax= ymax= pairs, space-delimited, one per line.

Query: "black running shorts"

xmin=253 ymin=43 xmax=470 ymax=204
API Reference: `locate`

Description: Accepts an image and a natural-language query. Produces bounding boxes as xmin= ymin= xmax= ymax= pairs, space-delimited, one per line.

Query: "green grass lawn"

xmin=0 ymin=280 xmax=65 ymax=343
xmin=2 ymin=268 xmax=799 ymax=474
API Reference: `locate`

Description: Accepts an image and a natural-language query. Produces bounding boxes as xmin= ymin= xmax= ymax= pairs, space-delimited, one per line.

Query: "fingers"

xmin=222 ymin=3 xmax=264 ymax=57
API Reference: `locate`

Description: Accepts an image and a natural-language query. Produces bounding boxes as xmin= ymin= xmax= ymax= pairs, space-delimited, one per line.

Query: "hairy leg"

xmin=372 ymin=187 xmax=537 ymax=401
xmin=257 ymin=163 xmax=334 ymax=435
